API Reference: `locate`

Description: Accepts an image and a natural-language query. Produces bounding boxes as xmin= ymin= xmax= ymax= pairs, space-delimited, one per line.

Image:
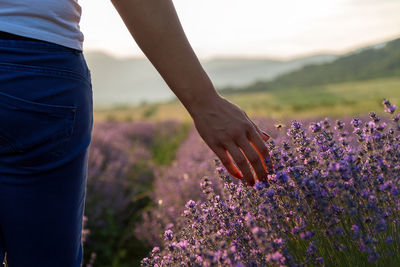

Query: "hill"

xmin=85 ymin=52 xmax=336 ymax=108
xmin=219 ymin=37 xmax=400 ymax=94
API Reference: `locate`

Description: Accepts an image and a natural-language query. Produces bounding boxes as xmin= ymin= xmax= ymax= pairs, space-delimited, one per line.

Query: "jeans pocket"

xmin=0 ymin=91 xmax=76 ymax=161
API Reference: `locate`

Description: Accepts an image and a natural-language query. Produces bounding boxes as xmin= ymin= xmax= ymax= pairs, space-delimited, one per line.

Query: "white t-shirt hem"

xmin=0 ymin=22 xmax=83 ymax=51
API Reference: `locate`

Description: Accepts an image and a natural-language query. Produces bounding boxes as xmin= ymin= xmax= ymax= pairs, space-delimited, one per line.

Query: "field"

xmin=93 ymin=77 xmax=400 ymax=122
xmin=83 ymin=77 xmax=400 ymax=266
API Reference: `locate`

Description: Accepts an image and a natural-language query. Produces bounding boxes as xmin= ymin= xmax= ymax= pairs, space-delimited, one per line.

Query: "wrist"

xmin=174 ymin=79 xmax=221 ymax=119
xmin=184 ymin=87 xmax=221 ymax=119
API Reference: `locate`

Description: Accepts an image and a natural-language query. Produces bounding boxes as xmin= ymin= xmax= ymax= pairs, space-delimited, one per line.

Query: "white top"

xmin=0 ymin=0 xmax=84 ymax=51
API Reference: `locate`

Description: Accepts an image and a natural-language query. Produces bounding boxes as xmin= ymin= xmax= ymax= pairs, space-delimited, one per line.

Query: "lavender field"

xmin=82 ymin=119 xmax=189 ymax=265
xmin=83 ymin=99 xmax=399 ymax=267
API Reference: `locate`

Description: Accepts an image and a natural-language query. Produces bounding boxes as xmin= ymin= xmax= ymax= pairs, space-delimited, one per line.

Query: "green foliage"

xmin=151 ymin=122 xmax=191 ymax=166
xmin=225 ymin=77 xmax=400 ymax=119
xmin=85 ymin=163 xmax=154 ymax=267
xmin=141 ymin=104 xmax=158 ymax=119
xmin=220 ymin=38 xmax=400 ymax=94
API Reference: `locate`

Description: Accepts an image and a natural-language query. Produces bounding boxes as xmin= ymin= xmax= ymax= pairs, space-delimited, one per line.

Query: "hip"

xmin=0 ymin=36 xmax=93 ymax=176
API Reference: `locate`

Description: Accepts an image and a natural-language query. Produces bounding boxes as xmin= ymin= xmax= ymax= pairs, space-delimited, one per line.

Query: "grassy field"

xmin=93 ymin=77 xmax=400 ymax=122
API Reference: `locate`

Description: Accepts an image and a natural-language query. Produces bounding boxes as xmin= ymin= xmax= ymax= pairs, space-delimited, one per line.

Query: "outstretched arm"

xmin=111 ymin=0 xmax=272 ymax=186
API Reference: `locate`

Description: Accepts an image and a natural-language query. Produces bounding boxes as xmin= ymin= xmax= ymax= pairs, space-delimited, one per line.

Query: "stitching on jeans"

xmin=0 ymin=62 xmax=91 ymax=86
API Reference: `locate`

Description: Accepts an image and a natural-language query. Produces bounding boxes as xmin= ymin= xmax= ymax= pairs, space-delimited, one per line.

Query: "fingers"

xmin=225 ymin=142 xmax=256 ymax=186
xmin=210 ymin=123 xmax=273 ymax=186
xmin=246 ymin=125 xmax=272 ymax=173
xmin=260 ymin=131 xmax=270 ymax=141
xmin=245 ymin=114 xmax=270 ymax=141
xmin=212 ymin=146 xmax=243 ymax=180
xmin=235 ymin=135 xmax=269 ymax=183
xmin=204 ymin=110 xmax=273 ymax=186
xmin=252 ymin=123 xmax=270 ymax=141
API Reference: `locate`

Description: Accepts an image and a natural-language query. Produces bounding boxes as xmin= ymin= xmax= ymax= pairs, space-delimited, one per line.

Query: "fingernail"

xmin=261 ymin=130 xmax=270 ymax=140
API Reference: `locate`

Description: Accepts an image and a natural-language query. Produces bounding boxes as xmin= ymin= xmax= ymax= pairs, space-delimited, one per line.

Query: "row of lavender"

xmin=82 ymin=119 xmax=187 ymax=266
xmin=139 ymin=99 xmax=400 ymax=266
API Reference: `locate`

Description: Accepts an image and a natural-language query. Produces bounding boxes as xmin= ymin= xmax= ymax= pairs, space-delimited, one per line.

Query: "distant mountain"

xmin=220 ymin=37 xmax=400 ymax=94
xmin=85 ymin=53 xmax=170 ymax=108
xmin=85 ymin=52 xmax=337 ymax=108
xmin=200 ymin=54 xmax=337 ymax=88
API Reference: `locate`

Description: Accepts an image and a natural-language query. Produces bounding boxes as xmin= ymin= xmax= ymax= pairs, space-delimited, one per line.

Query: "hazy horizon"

xmin=85 ymin=34 xmax=399 ymax=61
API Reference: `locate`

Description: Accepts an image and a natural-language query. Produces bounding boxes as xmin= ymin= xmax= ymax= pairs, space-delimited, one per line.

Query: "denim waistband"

xmin=0 ymin=31 xmax=36 ymax=40
xmin=0 ymin=31 xmax=81 ymax=53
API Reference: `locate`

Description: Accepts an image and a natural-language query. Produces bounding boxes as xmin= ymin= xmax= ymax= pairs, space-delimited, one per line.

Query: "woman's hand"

xmin=190 ymin=95 xmax=272 ymax=186
xmin=110 ymin=0 xmax=272 ymax=185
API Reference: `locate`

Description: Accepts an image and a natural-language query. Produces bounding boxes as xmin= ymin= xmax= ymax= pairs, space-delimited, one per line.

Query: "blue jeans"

xmin=0 ymin=37 xmax=93 ymax=266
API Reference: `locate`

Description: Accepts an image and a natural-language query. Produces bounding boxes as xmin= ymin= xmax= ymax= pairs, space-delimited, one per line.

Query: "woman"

xmin=0 ymin=0 xmax=272 ymax=266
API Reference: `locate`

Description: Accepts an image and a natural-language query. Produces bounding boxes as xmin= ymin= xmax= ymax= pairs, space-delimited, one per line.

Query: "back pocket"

xmin=0 ymin=91 xmax=76 ymax=160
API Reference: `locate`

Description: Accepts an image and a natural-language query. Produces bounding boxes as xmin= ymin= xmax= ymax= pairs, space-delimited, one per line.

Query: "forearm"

xmin=111 ymin=0 xmax=220 ymax=116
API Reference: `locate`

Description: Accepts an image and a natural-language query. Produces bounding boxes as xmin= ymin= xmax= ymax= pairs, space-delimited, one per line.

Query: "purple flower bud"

xmin=368 ymin=252 xmax=380 ymax=262
xmin=309 ymin=122 xmax=322 ymax=133
xmin=266 ymin=188 xmax=275 ymax=198
xmin=292 ymin=226 xmax=301 ymax=234
xmin=291 ymin=120 xmax=302 ymax=130
xmin=185 ymin=200 xmax=196 ymax=209
xmin=164 ymin=229 xmax=173 ymax=241
xmin=276 ymin=171 xmax=289 ymax=183
xmin=271 ymin=251 xmax=283 ymax=262
xmin=306 ymin=243 xmax=317 ymax=255
xmin=391 ymin=187 xmax=399 ymax=195
xmin=300 ymin=230 xmax=313 ymax=240
xmin=334 ymin=226 xmax=344 ymax=236
xmin=254 ymin=181 xmax=266 ymax=191
xmin=383 ymin=98 xmax=397 ymax=114
xmin=374 ymin=219 xmax=386 ymax=233
xmin=351 ymin=118 xmax=362 ymax=128
xmin=386 ymin=237 xmax=394 ymax=243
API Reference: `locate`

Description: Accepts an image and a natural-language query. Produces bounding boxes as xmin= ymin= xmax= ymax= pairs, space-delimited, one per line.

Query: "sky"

xmin=79 ymin=0 xmax=400 ymax=60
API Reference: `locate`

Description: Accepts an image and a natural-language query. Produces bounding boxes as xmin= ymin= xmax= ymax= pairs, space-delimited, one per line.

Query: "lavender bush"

xmin=83 ymin=119 xmax=187 ymax=265
xmin=135 ymin=124 xmax=223 ymax=246
xmin=142 ymin=99 xmax=400 ymax=266
xmin=135 ymin=117 xmax=280 ymax=247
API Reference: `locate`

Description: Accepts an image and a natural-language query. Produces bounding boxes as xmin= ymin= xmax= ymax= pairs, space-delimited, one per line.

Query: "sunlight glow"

xmin=79 ymin=0 xmax=400 ymax=59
